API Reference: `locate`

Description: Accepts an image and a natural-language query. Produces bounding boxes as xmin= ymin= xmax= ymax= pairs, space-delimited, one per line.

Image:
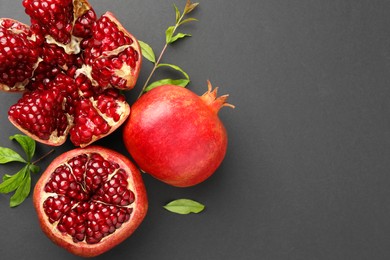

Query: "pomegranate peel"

xmin=33 ymin=146 xmax=148 ymax=257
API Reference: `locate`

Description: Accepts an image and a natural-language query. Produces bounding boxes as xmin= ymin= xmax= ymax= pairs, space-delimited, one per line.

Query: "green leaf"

xmin=179 ymin=17 xmax=198 ymax=26
xmin=139 ymin=40 xmax=156 ymax=63
xmin=168 ymin=32 xmax=191 ymax=44
xmin=145 ymin=79 xmax=190 ymax=92
xmin=10 ymin=172 xmax=31 ymax=207
xmin=174 ymin=4 xmax=181 ymax=23
xmin=0 ymin=165 xmax=28 ymax=193
xmin=164 ymin=199 xmax=205 ymax=214
xmin=165 ymin=26 xmax=175 ymax=44
xmin=2 ymin=174 xmax=12 ymax=181
xmin=0 ymin=147 xmax=26 ymax=164
xmin=9 ymin=134 xmax=35 ymax=162
xmin=157 ymin=63 xmax=190 ymax=79
xmin=184 ymin=1 xmax=199 ymax=15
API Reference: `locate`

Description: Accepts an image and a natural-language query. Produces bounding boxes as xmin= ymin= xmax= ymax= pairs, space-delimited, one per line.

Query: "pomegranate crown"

xmin=201 ymin=80 xmax=235 ymax=113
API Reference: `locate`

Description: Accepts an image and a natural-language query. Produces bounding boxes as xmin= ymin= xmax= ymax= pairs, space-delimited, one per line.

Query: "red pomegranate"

xmin=123 ymin=81 xmax=234 ymax=187
xmin=0 ymin=0 xmax=142 ymax=147
xmin=33 ymin=146 xmax=148 ymax=257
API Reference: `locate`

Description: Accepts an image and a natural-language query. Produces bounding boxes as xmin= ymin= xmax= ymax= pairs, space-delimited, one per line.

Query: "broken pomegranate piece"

xmin=81 ymin=12 xmax=141 ymax=89
xmin=0 ymin=0 xmax=142 ymax=147
xmin=8 ymin=88 xmax=70 ymax=144
xmin=69 ymin=88 xmax=130 ymax=147
xmin=0 ymin=18 xmax=40 ymax=91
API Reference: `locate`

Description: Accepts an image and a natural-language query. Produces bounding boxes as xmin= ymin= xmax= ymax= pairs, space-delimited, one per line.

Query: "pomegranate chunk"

xmin=0 ymin=18 xmax=40 ymax=91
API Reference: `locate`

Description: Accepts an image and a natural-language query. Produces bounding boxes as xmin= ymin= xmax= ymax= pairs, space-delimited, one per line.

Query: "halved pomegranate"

xmin=0 ymin=0 xmax=142 ymax=147
xmin=33 ymin=146 xmax=148 ymax=257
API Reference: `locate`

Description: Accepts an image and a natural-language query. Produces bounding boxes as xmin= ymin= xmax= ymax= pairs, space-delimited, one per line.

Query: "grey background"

xmin=0 ymin=0 xmax=390 ymax=259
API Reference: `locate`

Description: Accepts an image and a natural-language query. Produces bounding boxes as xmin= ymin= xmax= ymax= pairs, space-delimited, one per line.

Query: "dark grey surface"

xmin=1 ymin=0 xmax=390 ymax=259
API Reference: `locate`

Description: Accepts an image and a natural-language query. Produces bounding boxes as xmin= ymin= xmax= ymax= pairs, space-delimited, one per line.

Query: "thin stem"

xmin=138 ymin=43 xmax=169 ymax=99
xmin=137 ymin=11 xmax=186 ymax=99
xmin=32 ymin=149 xmax=55 ymax=165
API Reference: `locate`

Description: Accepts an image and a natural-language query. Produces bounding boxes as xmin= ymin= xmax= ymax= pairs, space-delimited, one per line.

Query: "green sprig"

xmin=138 ymin=0 xmax=199 ymax=98
xmin=0 ymin=134 xmax=53 ymax=207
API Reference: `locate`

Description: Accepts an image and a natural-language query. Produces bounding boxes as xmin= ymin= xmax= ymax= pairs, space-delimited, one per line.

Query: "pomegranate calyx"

xmin=201 ymin=80 xmax=235 ymax=113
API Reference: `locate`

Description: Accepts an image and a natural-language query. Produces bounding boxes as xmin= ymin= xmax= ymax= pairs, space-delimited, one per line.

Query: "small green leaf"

xmin=0 ymin=147 xmax=26 ymax=164
xmin=139 ymin=40 xmax=156 ymax=63
xmin=0 ymin=165 xmax=28 ymax=193
xmin=164 ymin=199 xmax=205 ymax=214
xmin=184 ymin=0 xmax=199 ymax=15
xmin=179 ymin=17 xmax=198 ymax=26
xmin=10 ymin=172 xmax=31 ymax=207
xmin=10 ymin=134 xmax=35 ymax=162
xmin=157 ymin=63 xmax=190 ymax=79
xmin=174 ymin=4 xmax=181 ymax=23
xmin=165 ymin=26 xmax=175 ymax=44
xmin=145 ymin=79 xmax=190 ymax=92
xmin=168 ymin=32 xmax=191 ymax=44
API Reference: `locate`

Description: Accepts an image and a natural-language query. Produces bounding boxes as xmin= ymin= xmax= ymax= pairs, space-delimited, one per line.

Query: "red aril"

xmin=123 ymin=81 xmax=234 ymax=187
xmin=33 ymin=146 xmax=148 ymax=257
xmin=0 ymin=0 xmax=142 ymax=147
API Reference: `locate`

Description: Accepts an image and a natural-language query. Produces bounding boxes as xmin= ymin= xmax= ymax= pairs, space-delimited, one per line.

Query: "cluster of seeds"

xmin=1 ymin=0 xmax=141 ymax=147
xmin=43 ymin=152 xmax=135 ymax=244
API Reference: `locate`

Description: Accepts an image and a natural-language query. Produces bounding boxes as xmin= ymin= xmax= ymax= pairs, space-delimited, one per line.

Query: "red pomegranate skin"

xmin=123 ymin=83 xmax=232 ymax=187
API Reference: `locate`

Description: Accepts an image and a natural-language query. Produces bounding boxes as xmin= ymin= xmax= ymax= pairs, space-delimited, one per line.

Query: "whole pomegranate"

xmin=33 ymin=146 xmax=148 ymax=257
xmin=123 ymin=81 xmax=234 ymax=187
xmin=0 ymin=0 xmax=142 ymax=147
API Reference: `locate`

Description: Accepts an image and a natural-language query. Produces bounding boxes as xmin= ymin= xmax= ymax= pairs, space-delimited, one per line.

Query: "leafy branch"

xmin=138 ymin=0 xmax=199 ymax=98
xmin=0 ymin=134 xmax=54 ymax=207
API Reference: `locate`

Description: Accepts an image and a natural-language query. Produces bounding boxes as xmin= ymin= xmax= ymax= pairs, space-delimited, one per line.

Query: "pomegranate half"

xmin=33 ymin=146 xmax=148 ymax=257
xmin=123 ymin=81 xmax=234 ymax=187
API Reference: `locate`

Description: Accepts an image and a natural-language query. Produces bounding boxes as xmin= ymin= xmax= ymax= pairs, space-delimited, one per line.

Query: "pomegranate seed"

xmin=73 ymin=233 xmax=85 ymax=242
